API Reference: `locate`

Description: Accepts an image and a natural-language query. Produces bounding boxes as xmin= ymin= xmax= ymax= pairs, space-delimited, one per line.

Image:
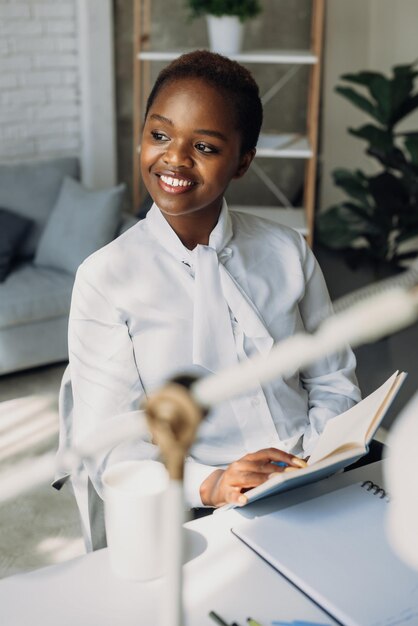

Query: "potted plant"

xmin=186 ymin=0 xmax=262 ymax=55
xmin=316 ymin=61 xmax=418 ymax=276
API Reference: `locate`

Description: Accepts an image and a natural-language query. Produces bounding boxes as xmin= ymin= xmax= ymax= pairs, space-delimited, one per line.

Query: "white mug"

xmin=102 ymin=459 xmax=169 ymax=581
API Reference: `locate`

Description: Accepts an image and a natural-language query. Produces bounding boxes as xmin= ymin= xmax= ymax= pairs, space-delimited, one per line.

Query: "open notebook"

xmin=219 ymin=370 xmax=406 ymax=511
xmin=232 ymin=481 xmax=418 ymax=626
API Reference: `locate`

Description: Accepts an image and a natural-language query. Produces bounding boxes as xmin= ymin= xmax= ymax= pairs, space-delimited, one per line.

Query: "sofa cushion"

xmin=0 ymin=263 xmax=74 ymax=330
xmin=0 ymin=208 xmax=33 ymax=282
xmin=0 ymin=157 xmax=79 ymax=258
xmin=34 ymin=177 xmax=126 ymax=275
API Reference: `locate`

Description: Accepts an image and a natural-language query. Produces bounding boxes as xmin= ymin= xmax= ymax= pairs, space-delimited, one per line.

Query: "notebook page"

xmin=308 ymin=371 xmax=400 ymax=466
xmin=232 ymin=482 xmax=418 ymax=626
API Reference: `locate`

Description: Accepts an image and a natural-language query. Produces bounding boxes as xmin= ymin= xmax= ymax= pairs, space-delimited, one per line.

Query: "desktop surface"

xmin=0 ymin=462 xmax=384 ymax=626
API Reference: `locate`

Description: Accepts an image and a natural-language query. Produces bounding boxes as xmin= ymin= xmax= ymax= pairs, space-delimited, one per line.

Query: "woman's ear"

xmin=234 ymin=149 xmax=256 ymax=179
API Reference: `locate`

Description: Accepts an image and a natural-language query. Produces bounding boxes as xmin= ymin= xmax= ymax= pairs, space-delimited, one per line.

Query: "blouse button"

xmin=251 ymin=395 xmax=261 ymax=407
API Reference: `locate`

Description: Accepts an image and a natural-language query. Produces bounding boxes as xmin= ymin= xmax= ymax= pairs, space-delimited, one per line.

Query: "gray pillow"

xmin=0 ymin=157 xmax=79 ymax=258
xmin=34 ymin=177 xmax=126 ymax=274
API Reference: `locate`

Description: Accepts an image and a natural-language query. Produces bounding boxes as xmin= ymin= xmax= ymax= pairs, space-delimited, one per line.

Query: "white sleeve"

xmin=69 ymin=263 xmax=217 ymax=507
xmin=69 ymin=263 xmax=157 ymax=498
xmin=296 ymin=237 xmax=362 ymax=456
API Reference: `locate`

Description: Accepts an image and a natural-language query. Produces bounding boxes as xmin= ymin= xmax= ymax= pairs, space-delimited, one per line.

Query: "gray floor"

xmin=0 ymin=363 xmax=84 ymax=579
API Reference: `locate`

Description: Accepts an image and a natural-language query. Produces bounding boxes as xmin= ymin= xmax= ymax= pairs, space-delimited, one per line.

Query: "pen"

xmin=209 ymin=610 xmax=229 ymax=626
xmin=247 ymin=618 xmax=264 ymax=626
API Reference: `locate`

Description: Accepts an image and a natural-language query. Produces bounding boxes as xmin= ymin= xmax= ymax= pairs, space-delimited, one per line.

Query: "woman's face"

xmin=140 ymin=77 xmax=254 ymax=221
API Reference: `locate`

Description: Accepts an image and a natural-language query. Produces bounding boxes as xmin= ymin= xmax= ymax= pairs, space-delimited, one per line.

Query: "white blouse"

xmin=68 ymin=201 xmax=360 ymax=507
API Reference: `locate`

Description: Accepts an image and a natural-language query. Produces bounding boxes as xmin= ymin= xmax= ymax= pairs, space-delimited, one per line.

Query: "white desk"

xmin=0 ymin=462 xmax=383 ymax=626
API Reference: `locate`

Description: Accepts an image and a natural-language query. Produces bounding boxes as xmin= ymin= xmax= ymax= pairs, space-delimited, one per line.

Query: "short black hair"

xmin=145 ymin=50 xmax=263 ymax=155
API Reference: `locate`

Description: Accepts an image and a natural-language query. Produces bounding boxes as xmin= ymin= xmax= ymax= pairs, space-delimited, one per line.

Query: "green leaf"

xmin=361 ymin=75 xmax=391 ymax=122
xmin=393 ymin=61 xmax=418 ymax=77
xmin=398 ymin=131 xmax=418 ymax=138
xmin=390 ymin=75 xmax=416 ymax=119
xmin=394 ymin=250 xmax=418 ymax=262
xmin=367 ymin=145 xmax=407 ymax=171
xmin=368 ymin=172 xmax=408 ymax=219
xmin=331 ymin=168 xmax=371 ymax=206
xmin=328 ymin=61 xmax=418 ymax=267
xmin=399 ymin=253 xmax=418 ymax=264
xmin=396 ymin=226 xmax=418 ymax=243
xmin=396 ymin=203 xmax=418 ymax=229
xmin=390 ymin=92 xmax=418 ymax=126
xmin=404 ymin=135 xmax=418 ymax=166
xmin=340 ymin=71 xmax=386 ymax=88
xmin=338 ymin=65 xmax=418 ymax=128
xmin=340 ymin=72 xmax=403 ymax=125
xmin=316 ymin=203 xmax=381 ymax=249
xmin=186 ymin=0 xmax=262 ymax=20
xmin=349 ymin=124 xmax=393 ymax=153
xmin=340 ymin=202 xmax=376 ymax=222
xmin=334 ymin=86 xmax=383 ymax=123
xmin=395 ymin=155 xmax=418 ymax=183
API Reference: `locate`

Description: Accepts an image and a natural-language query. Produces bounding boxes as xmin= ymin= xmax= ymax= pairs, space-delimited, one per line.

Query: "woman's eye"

xmin=195 ymin=142 xmax=219 ymax=154
xmin=151 ymin=131 xmax=169 ymax=142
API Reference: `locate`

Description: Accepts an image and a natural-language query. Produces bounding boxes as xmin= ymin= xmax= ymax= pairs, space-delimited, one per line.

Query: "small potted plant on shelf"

xmin=186 ymin=0 xmax=262 ymax=55
xmin=316 ymin=60 xmax=418 ymax=278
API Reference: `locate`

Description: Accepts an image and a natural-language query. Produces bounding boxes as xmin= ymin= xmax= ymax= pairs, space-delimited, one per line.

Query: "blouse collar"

xmin=145 ymin=198 xmax=273 ymax=366
xmin=145 ymin=199 xmax=233 ymax=262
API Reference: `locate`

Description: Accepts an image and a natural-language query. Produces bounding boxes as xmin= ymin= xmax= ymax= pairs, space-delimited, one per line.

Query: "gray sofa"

xmin=0 ymin=157 xmax=136 ymax=375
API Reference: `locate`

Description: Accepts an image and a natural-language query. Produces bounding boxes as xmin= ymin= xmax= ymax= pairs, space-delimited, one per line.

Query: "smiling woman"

xmin=66 ymin=50 xmax=360 ymax=549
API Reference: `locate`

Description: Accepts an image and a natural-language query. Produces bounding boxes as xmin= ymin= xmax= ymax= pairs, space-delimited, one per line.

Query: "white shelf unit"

xmin=133 ymin=0 xmax=325 ymax=244
xmin=138 ymin=49 xmax=317 ymax=64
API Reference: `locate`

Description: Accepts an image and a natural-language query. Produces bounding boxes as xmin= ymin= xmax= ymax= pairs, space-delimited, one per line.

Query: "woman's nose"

xmin=163 ymin=142 xmax=193 ymax=168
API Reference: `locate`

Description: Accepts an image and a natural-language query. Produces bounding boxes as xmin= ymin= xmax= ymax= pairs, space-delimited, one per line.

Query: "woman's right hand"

xmin=199 ymin=447 xmax=307 ymax=508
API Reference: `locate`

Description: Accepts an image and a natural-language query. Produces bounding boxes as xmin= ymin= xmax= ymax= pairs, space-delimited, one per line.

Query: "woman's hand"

xmin=199 ymin=448 xmax=307 ymax=508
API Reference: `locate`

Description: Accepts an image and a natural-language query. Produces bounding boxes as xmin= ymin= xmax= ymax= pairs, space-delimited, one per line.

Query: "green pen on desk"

xmin=247 ymin=618 xmax=264 ymax=626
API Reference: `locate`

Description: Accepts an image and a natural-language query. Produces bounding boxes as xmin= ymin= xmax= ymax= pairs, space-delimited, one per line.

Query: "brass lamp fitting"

xmin=144 ymin=378 xmax=205 ymax=480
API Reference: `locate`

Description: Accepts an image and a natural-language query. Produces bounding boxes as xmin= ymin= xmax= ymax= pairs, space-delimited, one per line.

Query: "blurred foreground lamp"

xmin=143 ymin=279 xmax=418 ymax=626
xmin=145 ymin=378 xmax=204 ymax=626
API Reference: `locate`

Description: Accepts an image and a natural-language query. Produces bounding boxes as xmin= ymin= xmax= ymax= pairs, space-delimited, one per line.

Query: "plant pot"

xmin=206 ymin=15 xmax=244 ymax=55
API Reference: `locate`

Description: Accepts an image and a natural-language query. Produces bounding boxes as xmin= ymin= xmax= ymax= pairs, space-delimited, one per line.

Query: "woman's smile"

xmin=157 ymin=171 xmax=197 ymax=194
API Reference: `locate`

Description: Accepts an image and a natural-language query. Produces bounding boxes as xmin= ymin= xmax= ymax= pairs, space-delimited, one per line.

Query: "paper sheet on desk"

xmin=232 ymin=483 xmax=418 ymax=626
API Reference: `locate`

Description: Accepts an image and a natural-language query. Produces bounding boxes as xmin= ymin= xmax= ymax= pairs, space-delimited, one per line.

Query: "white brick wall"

xmin=0 ymin=0 xmax=81 ymax=164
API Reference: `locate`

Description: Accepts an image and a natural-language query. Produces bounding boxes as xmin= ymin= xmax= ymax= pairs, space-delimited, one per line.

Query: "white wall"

xmin=0 ymin=0 xmax=81 ymax=163
xmin=320 ymin=0 xmax=418 ymax=211
xmin=77 ymin=0 xmax=116 ymax=188
xmin=0 ymin=0 xmax=116 ymax=188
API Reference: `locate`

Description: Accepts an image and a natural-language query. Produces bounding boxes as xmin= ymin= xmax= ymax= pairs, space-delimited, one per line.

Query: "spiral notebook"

xmin=232 ymin=482 xmax=418 ymax=626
